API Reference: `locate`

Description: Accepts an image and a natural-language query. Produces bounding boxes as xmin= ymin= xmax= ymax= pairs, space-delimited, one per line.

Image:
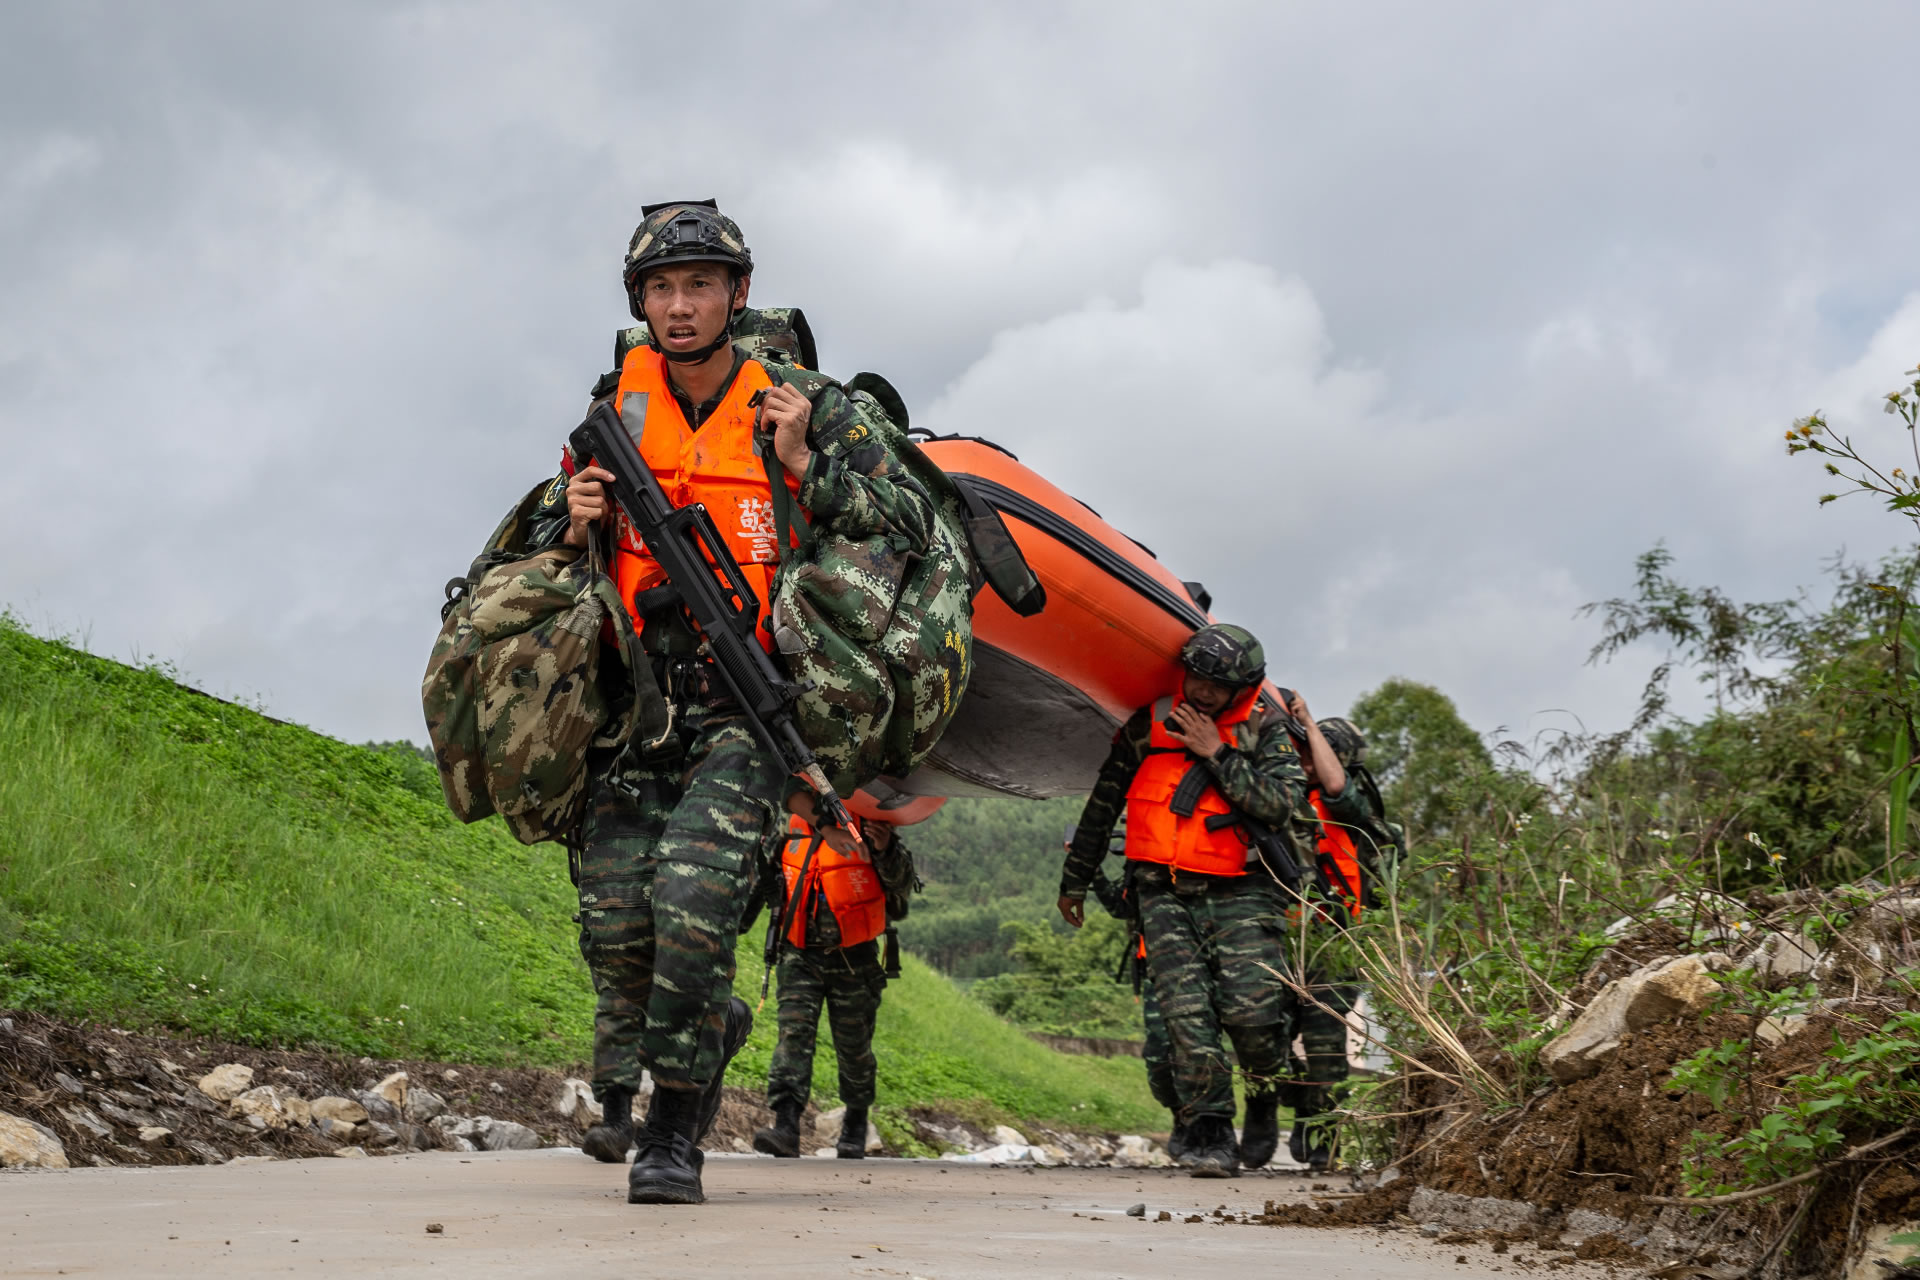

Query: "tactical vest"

xmin=1310 ymin=790 xmax=1365 ymax=920
xmin=780 ymin=815 xmax=888 ymax=949
xmin=598 ymin=348 xmax=801 ymax=648
xmin=1123 ymin=689 xmax=1263 ymax=877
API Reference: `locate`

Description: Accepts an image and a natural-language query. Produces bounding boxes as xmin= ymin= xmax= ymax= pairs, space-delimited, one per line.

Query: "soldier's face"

xmin=640 ymin=263 xmax=748 ymax=354
xmin=1182 ymin=674 xmax=1236 ymax=718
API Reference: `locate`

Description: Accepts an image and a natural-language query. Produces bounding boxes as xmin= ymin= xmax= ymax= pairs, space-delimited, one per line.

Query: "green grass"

xmin=0 ymin=617 xmax=1161 ymax=1132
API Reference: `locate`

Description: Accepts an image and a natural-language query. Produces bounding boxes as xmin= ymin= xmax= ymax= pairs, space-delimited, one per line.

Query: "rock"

xmin=137 ymin=1126 xmax=173 ymax=1145
xmin=58 ymin=1105 xmax=111 ymax=1140
xmin=183 ymin=1140 xmax=226 ymax=1165
xmin=939 ymin=1142 xmax=1052 ymax=1165
xmin=447 ymin=1135 xmax=476 ymax=1153
xmin=354 ymin=1091 xmax=399 ymax=1124
xmin=1543 ymin=953 xmax=1725 ymax=1084
xmin=315 ymin=1116 xmax=363 ymax=1141
xmin=1625 ymin=954 xmax=1725 ymax=1028
xmin=815 ymin=1106 xmax=847 ymax=1142
xmin=52 ymin=1072 xmax=86 ymax=1096
xmin=0 ymin=1113 xmax=70 ymax=1168
xmin=403 ymin=1088 xmax=447 ymax=1124
xmin=1039 ymin=1142 xmax=1070 ymax=1165
xmin=333 ymin=1146 xmax=368 ymax=1158
xmin=440 ymin=1069 xmax=461 ymax=1083
xmin=1110 ymin=1134 xmax=1171 ymax=1168
xmin=434 ymin=1116 xmax=541 ymax=1152
xmin=365 ymin=1121 xmax=400 ymax=1147
xmin=1564 ymin=1208 xmax=1633 ymax=1245
xmin=1748 ymin=932 xmax=1822 ymax=980
xmin=1847 ymin=1218 xmax=1920 ymax=1279
xmin=1377 ymin=1166 xmax=1403 ymax=1188
xmin=1756 ymin=1013 xmax=1810 ymax=1045
xmin=1126 ymin=1203 xmax=1147 ymax=1217
xmin=196 ymin=1063 xmax=255 ymax=1102
xmin=991 ymin=1124 xmax=1029 ymax=1147
xmin=310 ymin=1097 xmax=370 ymax=1127
xmin=371 ymin=1071 xmax=409 ymax=1109
xmin=1407 ymin=1188 xmax=1538 ymax=1233
xmin=554 ymin=1078 xmax=601 ymax=1125
xmin=96 ymin=1098 xmax=160 ymax=1129
xmin=488 ymin=1082 xmax=505 ymax=1095
xmin=229 ymin=1086 xmax=312 ymax=1132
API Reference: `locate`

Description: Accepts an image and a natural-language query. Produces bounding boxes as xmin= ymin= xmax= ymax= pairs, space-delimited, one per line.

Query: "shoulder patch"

xmin=538 ymin=473 xmax=567 ymax=511
xmin=765 ymin=364 xmax=842 ymax=400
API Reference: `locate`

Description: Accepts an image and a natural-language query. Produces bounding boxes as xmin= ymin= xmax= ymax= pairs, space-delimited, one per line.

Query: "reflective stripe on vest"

xmin=1122 ymin=688 xmax=1261 ymax=877
xmin=781 ymin=815 xmax=887 ymax=949
xmin=600 ymin=348 xmax=801 ymax=650
xmin=1310 ymin=790 xmax=1365 ymax=921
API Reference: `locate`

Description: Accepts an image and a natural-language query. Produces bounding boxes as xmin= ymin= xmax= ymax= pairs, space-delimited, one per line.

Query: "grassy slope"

xmin=0 ymin=620 xmax=1161 ymax=1132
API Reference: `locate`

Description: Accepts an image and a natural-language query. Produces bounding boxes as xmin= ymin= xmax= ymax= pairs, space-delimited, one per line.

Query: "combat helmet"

xmin=622 ymin=199 xmax=754 ymax=362
xmin=1315 ymin=716 xmax=1367 ymax=768
xmin=1178 ymin=623 xmax=1266 ymax=689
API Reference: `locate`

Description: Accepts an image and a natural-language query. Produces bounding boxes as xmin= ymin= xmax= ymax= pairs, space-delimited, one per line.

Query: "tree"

xmin=1346 ymin=678 xmax=1492 ymax=845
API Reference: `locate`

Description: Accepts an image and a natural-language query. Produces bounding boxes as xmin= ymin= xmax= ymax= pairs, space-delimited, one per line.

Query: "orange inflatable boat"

xmin=850 ymin=433 xmax=1214 ymax=822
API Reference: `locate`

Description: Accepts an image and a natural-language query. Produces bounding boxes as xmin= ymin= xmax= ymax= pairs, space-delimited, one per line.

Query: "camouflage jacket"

xmin=1059 ymin=702 xmax=1308 ymax=898
xmin=527 ymin=345 xmax=935 ymax=570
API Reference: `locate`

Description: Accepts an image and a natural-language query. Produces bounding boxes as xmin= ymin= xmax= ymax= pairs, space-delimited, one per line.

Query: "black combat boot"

xmin=1184 ymin=1114 xmax=1241 ymax=1179
xmin=628 ymin=1085 xmax=705 ymax=1205
xmin=1298 ymin=1113 xmax=1334 ymax=1172
xmin=694 ymin=997 xmax=754 ymax=1148
xmin=835 ymin=1106 xmax=869 ymax=1159
xmin=1165 ymin=1118 xmax=1192 ymax=1164
xmin=580 ymin=1084 xmax=635 ymax=1164
xmin=1237 ymin=1090 xmax=1280 ymax=1170
xmin=752 ymin=1099 xmax=804 ymax=1158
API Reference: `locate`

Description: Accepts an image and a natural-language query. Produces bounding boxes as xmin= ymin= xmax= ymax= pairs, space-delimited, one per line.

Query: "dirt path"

xmin=0 ymin=1149 xmax=1615 ymax=1279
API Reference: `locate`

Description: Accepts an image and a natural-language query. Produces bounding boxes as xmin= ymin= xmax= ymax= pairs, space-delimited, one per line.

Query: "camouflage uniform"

xmin=526 ymin=346 xmax=935 ymax=1096
xmin=1061 ymin=702 xmax=1307 ymax=1127
xmin=1283 ymin=719 xmax=1399 ymax=1164
xmin=765 ymin=829 xmax=916 ymax=1112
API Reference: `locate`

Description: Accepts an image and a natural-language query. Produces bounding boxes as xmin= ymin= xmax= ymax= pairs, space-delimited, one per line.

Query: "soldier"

xmin=526 ymin=200 xmax=935 ymax=1205
xmin=752 ymin=816 xmax=915 ymax=1159
xmin=1279 ymin=713 xmax=1398 ymax=1172
xmin=1057 ymin=624 xmax=1308 ymax=1178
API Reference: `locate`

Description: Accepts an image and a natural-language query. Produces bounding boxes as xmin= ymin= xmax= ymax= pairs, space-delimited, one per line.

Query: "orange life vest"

xmin=1310 ymin=790 xmax=1365 ymax=921
xmin=576 ymin=347 xmax=802 ymax=650
xmin=1122 ymin=688 xmax=1263 ymax=877
xmin=780 ymin=815 xmax=888 ymax=949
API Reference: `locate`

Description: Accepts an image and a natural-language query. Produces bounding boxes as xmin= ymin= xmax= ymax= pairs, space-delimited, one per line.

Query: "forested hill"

xmin=904 ymin=795 xmax=1086 ymax=979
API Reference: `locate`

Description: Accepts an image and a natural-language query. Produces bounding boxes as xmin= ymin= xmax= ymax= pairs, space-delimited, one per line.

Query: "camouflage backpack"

xmin=420 ymin=482 xmax=668 ymax=845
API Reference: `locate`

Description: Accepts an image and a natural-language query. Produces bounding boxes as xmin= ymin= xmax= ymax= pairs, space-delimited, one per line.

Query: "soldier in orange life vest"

xmin=1277 ymin=710 xmax=1383 ymax=1172
xmin=751 ymin=815 xmax=915 ymax=1160
xmin=1057 ymin=624 xmax=1309 ymax=1178
xmin=525 ymin=201 xmax=935 ymax=1206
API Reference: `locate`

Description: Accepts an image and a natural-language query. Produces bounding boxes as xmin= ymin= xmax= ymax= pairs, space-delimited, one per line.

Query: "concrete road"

xmin=0 ymin=1150 xmax=1599 ymax=1279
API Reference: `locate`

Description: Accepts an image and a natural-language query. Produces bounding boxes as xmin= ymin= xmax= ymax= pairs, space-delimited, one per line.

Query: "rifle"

xmin=568 ymin=400 xmax=853 ymax=833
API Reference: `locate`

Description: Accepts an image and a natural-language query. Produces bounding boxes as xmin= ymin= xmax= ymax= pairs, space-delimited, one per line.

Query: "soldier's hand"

xmin=1166 ymin=702 xmax=1226 ymax=759
xmin=1286 ymin=690 xmax=1314 ymax=724
xmin=785 ymin=791 xmax=864 ymax=857
xmin=864 ymin=820 xmax=894 ymax=852
xmin=564 ymin=465 xmax=616 ymax=549
xmin=1057 ymin=895 xmax=1085 ymax=929
xmin=756 ymin=383 xmax=815 ymax=477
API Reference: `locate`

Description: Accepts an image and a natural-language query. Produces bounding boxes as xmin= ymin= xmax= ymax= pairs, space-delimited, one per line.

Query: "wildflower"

xmin=1769 ymin=852 xmax=1785 ymax=866
xmin=1730 ymin=919 xmax=1752 ymax=934
xmin=1746 ymin=832 xmax=1765 ymax=848
xmin=1648 ymin=827 xmax=1671 ymax=841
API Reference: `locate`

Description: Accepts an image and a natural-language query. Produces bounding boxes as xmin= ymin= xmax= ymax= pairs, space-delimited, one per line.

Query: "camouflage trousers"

xmin=1139 ymin=982 xmax=1179 ymax=1113
xmin=574 ymin=699 xmax=782 ymax=1091
xmin=765 ymin=940 xmax=886 ymax=1111
xmin=1134 ymin=864 xmax=1291 ymax=1124
xmin=1287 ymin=965 xmax=1359 ymax=1119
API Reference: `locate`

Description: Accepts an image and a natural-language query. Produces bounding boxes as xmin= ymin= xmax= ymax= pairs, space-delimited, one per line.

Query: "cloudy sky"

xmin=5 ymin=2 xmax=1920 ymax=752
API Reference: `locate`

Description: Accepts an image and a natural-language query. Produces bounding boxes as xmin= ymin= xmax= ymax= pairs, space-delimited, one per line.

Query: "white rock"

xmin=435 ymin=1115 xmax=541 ymax=1151
xmin=941 ymin=1142 xmax=1053 ymax=1165
xmin=196 ymin=1063 xmax=255 ymax=1102
xmin=1749 ymin=932 xmax=1822 ymax=980
xmin=865 ymin=1121 xmax=883 ymax=1154
xmin=1110 ymin=1134 xmax=1170 ymax=1168
xmin=58 ymin=1105 xmax=111 ymax=1140
xmin=991 ymin=1124 xmax=1029 ymax=1147
xmin=229 ymin=1085 xmax=312 ymax=1132
xmin=354 ymin=1090 xmax=399 ymax=1124
xmin=553 ymin=1078 xmax=602 ymax=1124
xmin=1847 ymin=1218 xmax=1920 ymax=1279
xmin=0 ymin=1113 xmax=70 ymax=1169
xmin=815 ymin=1106 xmax=847 ymax=1142
xmin=1757 ymin=1013 xmax=1811 ymax=1046
xmin=310 ymin=1096 xmax=370 ymax=1127
xmin=137 ymin=1126 xmax=172 ymax=1145
xmin=371 ymin=1071 xmax=409 ymax=1109
xmin=1543 ymin=953 xmax=1725 ymax=1084
xmin=809 ymin=1146 xmax=837 ymax=1158
xmin=448 ymin=1135 xmax=476 ymax=1153
xmin=333 ymin=1146 xmax=368 ymax=1159
xmin=403 ymin=1088 xmax=447 ymax=1124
